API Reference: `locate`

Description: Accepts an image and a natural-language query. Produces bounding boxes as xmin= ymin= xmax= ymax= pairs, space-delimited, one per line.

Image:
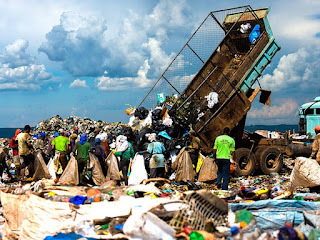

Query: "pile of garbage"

xmin=0 ymin=172 xmax=319 ymax=240
xmin=0 ymin=112 xmax=320 ymax=239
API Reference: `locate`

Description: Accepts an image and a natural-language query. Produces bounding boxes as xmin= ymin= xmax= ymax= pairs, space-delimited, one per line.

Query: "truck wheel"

xmin=258 ymin=147 xmax=283 ymax=175
xmin=254 ymin=147 xmax=266 ymax=169
xmin=234 ymin=148 xmax=256 ymax=176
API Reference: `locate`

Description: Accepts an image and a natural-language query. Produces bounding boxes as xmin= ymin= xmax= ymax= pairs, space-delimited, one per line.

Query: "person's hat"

xmin=40 ymin=133 xmax=46 ymax=137
xmin=314 ymin=125 xmax=320 ymax=132
xmin=70 ymin=133 xmax=77 ymax=140
xmin=95 ymin=138 xmax=101 ymax=143
xmin=58 ymin=129 xmax=64 ymax=134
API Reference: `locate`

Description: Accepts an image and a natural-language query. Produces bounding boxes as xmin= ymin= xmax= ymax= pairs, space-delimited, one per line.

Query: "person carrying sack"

xmin=115 ymin=136 xmax=134 ymax=185
xmin=73 ymin=134 xmax=91 ymax=179
xmin=52 ymin=129 xmax=70 ymax=171
xmin=142 ymin=134 xmax=166 ymax=178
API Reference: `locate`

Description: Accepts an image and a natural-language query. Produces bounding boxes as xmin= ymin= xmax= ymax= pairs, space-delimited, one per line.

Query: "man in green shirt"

xmin=213 ymin=127 xmax=235 ymax=190
xmin=52 ymin=129 xmax=70 ymax=170
xmin=72 ymin=133 xmax=91 ymax=177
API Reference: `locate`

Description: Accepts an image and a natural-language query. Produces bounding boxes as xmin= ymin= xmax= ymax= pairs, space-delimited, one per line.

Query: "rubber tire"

xmin=258 ymin=147 xmax=283 ymax=175
xmin=234 ymin=148 xmax=256 ymax=176
xmin=254 ymin=147 xmax=267 ymax=169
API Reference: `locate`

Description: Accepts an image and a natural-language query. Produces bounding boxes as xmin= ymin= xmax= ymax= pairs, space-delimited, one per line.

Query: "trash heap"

xmin=0 ymin=112 xmax=319 ymax=239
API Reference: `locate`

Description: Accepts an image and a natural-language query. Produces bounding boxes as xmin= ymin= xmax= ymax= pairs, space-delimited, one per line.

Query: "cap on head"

xmin=58 ymin=128 xmax=64 ymax=134
xmin=40 ymin=133 xmax=45 ymax=137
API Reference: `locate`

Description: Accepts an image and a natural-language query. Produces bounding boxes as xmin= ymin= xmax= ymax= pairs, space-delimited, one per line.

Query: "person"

xmin=187 ymin=130 xmax=201 ymax=167
xmin=16 ymin=125 xmax=34 ymax=178
xmin=52 ymin=129 xmax=70 ymax=170
xmin=69 ymin=133 xmax=78 ymax=152
xmin=34 ymin=132 xmax=48 ymax=163
xmin=212 ymin=127 xmax=235 ymax=190
xmin=9 ymin=129 xmax=21 ymax=165
xmin=89 ymin=128 xmax=101 ymax=149
xmin=47 ymin=132 xmax=58 ymax=157
xmin=115 ymin=136 xmax=134 ymax=185
xmin=310 ymin=125 xmax=320 ymax=164
xmin=73 ymin=134 xmax=91 ymax=177
xmin=34 ymin=132 xmax=46 ymax=151
xmin=145 ymin=134 xmax=166 ymax=178
xmin=93 ymin=138 xmax=107 ymax=176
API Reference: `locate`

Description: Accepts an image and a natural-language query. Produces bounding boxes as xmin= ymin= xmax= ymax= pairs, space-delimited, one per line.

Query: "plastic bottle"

xmin=89 ymin=194 xmax=102 ymax=202
xmin=9 ymin=163 xmax=16 ymax=176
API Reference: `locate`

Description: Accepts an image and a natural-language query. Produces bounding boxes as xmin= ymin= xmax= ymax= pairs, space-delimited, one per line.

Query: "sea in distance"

xmin=0 ymin=125 xmax=299 ymax=139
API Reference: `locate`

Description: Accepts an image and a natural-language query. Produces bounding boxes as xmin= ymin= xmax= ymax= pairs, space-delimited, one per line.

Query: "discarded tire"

xmin=234 ymin=148 xmax=256 ymax=176
xmin=258 ymin=147 xmax=283 ymax=175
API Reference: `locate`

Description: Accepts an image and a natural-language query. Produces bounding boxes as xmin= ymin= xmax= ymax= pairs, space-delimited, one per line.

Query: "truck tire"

xmin=234 ymin=148 xmax=256 ymax=176
xmin=254 ymin=147 xmax=266 ymax=169
xmin=258 ymin=147 xmax=283 ymax=175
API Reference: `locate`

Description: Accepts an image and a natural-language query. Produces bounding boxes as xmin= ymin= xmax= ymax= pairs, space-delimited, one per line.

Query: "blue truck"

xmin=299 ymin=96 xmax=320 ymax=139
xmin=139 ymin=6 xmax=284 ymax=176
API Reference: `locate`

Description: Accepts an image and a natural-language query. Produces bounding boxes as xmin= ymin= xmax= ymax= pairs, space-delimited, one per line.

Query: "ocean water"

xmin=0 ymin=128 xmax=22 ymax=138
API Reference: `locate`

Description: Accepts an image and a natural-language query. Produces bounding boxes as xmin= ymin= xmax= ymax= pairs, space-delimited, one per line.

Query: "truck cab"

xmin=299 ymin=96 xmax=320 ymax=139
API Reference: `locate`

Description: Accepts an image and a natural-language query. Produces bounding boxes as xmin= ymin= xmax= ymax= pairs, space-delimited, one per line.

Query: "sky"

xmin=0 ymin=0 xmax=320 ymax=127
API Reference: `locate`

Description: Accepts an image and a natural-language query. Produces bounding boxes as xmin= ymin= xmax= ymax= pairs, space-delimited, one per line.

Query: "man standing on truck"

xmin=310 ymin=125 xmax=320 ymax=164
xmin=212 ymin=127 xmax=235 ymax=190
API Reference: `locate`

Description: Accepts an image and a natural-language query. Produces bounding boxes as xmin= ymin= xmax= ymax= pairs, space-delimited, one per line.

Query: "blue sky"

xmin=0 ymin=0 xmax=320 ymax=127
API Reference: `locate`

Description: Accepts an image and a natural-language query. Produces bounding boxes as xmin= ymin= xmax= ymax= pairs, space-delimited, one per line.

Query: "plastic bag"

xmin=134 ymin=107 xmax=149 ymax=120
xmin=198 ymin=157 xmax=217 ymax=182
xmin=290 ymin=157 xmax=320 ymax=187
xmin=58 ymin=155 xmax=79 ymax=186
xmin=204 ymin=92 xmax=218 ymax=108
xmin=106 ymin=152 xmax=121 ymax=181
xmin=89 ymin=153 xmax=106 ymax=186
xmin=249 ymin=24 xmax=261 ymax=44
xmin=53 ymin=153 xmax=63 ymax=175
xmin=33 ymin=151 xmax=51 ymax=180
xmin=172 ymin=148 xmax=195 ymax=182
xmin=128 ymin=154 xmax=148 ymax=185
xmin=47 ymin=158 xmax=56 ymax=180
xmin=240 ymin=23 xmax=251 ymax=33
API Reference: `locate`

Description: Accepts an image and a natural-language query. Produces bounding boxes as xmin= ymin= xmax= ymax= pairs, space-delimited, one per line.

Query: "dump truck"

xmin=299 ymin=96 xmax=320 ymax=139
xmin=138 ymin=6 xmax=283 ymax=176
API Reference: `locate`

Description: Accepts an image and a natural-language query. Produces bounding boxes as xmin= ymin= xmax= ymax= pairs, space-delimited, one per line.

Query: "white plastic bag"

xmin=47 ymin=158 xmax=56 ymax=180
xmin=290 ymin=157 xmax=320 ymax=187
xmin=123 ymin=212 xmax=175 ymax=240
xmin=128 ymin=154 xmax=148 ymax=185
xmin=204 ymin=92 xmax=218 ymax=108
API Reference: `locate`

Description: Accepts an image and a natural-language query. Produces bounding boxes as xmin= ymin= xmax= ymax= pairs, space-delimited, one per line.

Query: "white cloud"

xmin=96 ymin=60 xmax=152 ymax=90
xmin=70 ymin=79 xmax=88 ymax=88
xmin=259 ymin=48 xmax=320 ymax=91
xmin=248 ymin=99 xmax=299 ymax=124
xmin=0 ymin=39 xmax=51 ymax=90
xmin=39 ymin=11 xmax=109 ymax=77
xmin=39 ymin=0 xmax=192 ymax=89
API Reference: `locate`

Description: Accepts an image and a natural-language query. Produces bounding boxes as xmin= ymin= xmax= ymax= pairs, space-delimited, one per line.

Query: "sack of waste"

xmin=58 ymin=155 xmax=79 ymax=186
xmin=198 ymin=157 xmax=217 ymax=182
xmin=290 ymin=157 xmax=320 ymax=187
xmin=33 ymin=151 xmax=51 ymax=180
xmin=106 ymin=152 xmax=121 ymax=181
xmin=128 ymin=154 xmax=148 ymax=185
xmin=172 ymin=148 xmax=195 ymax=182
xmin=89 ymin=153 xmax=106 ymax=186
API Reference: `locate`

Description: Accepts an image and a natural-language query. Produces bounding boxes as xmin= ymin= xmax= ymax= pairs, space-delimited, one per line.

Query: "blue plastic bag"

xmin=69 ymin=195 xmax=87 ymax=205
xmin=249 ymin=24 xmax=260 ymax=44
